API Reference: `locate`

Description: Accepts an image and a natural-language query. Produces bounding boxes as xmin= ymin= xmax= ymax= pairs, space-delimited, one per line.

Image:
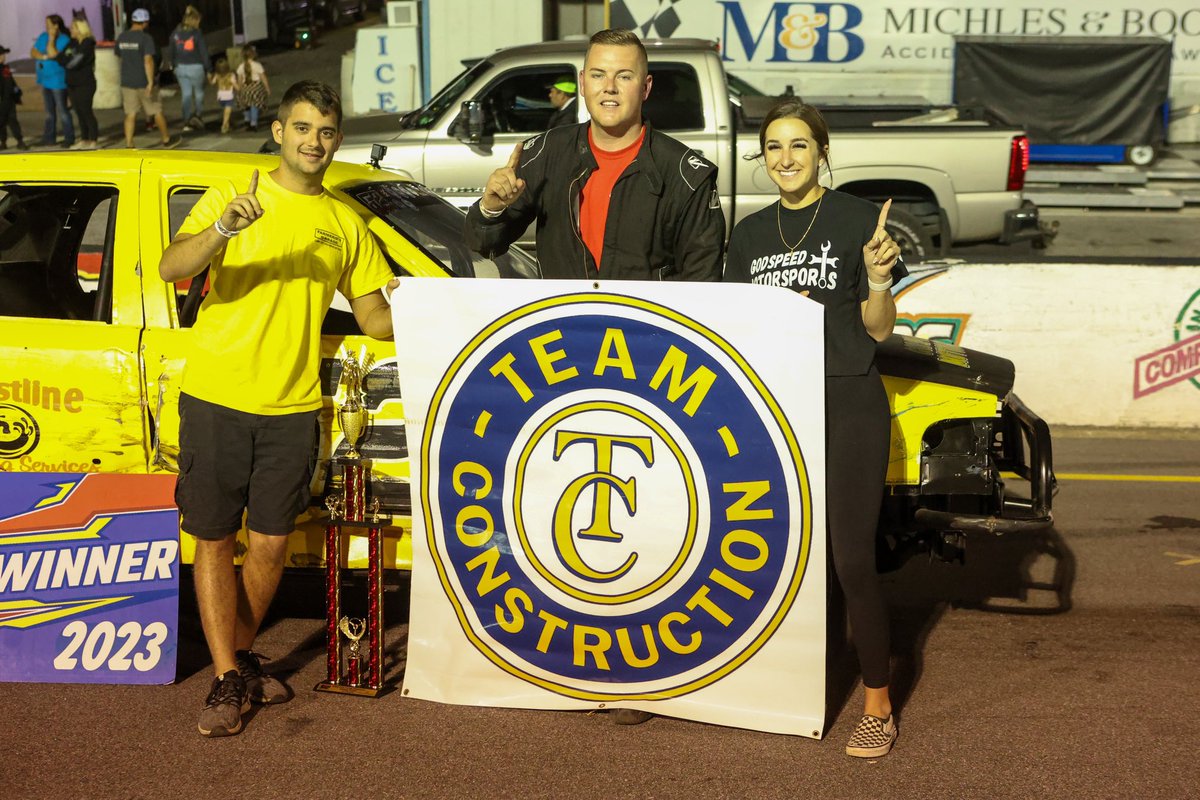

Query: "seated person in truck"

xmin=545 ymin=75 xmax=577 ymax=129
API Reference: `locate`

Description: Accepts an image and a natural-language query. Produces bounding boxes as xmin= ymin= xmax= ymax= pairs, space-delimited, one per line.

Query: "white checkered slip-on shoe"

xmin=845 ymin=713 xmax=898 ymax=758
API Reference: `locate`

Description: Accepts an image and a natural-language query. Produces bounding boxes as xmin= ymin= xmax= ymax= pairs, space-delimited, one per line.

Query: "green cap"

xmin=551 ymin=79 xmax=576 ymax=94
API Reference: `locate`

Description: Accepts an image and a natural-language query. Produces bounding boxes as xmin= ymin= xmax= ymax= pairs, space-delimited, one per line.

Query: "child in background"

xmin=235 ymin=45 xmax=269 ymax=132
xmin=0 ymin=45 xmax=30 ymax=150
xmin=210 ymin=57 xmax=237 ymax=134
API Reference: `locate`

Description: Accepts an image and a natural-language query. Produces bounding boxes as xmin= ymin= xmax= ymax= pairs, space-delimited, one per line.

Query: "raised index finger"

xmin=876 ymin=198 xmax=892 ymax=230
xmin=506 ymin=141 xmax=524 ymax=171
xmin=247 ymin=169 xmax=259 ymax=196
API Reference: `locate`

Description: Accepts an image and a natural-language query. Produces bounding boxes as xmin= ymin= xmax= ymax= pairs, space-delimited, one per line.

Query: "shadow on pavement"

xmin=176 ymin=568 xmax=413 ymax=686
xmin=827 ymin=524 xmax=1076 ymax=728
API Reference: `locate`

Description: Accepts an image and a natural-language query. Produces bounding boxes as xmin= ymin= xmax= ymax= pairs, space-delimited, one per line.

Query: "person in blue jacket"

xmin=30 ymin=14 xmax=74 ymax=148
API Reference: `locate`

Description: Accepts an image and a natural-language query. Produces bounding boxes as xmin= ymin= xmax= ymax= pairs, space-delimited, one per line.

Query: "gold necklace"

xmin=777 ymin=192 xmax=824 ymax=252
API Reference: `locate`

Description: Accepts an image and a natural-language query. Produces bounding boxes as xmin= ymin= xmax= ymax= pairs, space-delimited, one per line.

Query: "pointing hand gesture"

xmin=220 ymin=169 xmax=264 ymax=234
xmin=481 ymin=142 xmax=526 ymax=215
xmin=863 ymin=198 xmax=900 ymax=278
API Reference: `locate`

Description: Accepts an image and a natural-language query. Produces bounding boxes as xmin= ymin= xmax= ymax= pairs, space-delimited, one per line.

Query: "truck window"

xmin=166 ymin=187 xmax=210 ymax=329
xmin=0 ymin=185 xmax=118 ymax=323
xmin=473 ymin=64 xmax=577 ymax=134
xmin=644 ymin=63 xmax=705 ymax=132
xmin=343 ymin=180 xmax=539 ymax=279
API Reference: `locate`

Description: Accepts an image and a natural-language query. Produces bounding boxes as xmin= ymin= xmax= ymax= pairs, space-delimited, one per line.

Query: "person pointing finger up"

xmin=480 ymin=142 xmax=526 ymax=215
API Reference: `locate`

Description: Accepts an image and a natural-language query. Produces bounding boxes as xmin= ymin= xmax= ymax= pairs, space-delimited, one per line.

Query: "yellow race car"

xmin=0 ymin=150 xmax=1051 ymax=572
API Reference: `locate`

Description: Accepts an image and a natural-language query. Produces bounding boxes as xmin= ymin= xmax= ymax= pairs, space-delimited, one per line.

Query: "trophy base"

xmin=313 ymin=680 xmax=390 ymax=698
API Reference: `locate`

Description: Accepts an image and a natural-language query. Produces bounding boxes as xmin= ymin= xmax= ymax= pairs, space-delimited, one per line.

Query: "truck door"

xmin=422 ymin=63 xmax=579 ymax=218
xmin=0 ymin=178 xmax=147 ymax=475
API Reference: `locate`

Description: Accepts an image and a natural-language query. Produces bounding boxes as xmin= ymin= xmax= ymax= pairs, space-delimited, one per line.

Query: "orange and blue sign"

xmin=0 ymin=473 xmax=179 ymax=684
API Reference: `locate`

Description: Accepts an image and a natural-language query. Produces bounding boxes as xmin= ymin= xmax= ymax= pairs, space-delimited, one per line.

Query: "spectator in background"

xmin=58 ymin=17 xmax=99 ymax=150
xmin=117 ymin=8 xmax=178 ymax=149
xmin=546 ymin=76 xmax=577 ymax=129
xmin=0 ymin=45 xmax=30 ymax=151
xmin=30 ymin=14 xmax=75 ymax=148
xmin=210 ymin=56 xmax=238 ymax=134
xmin=236 ymin=45 xmax=269 ymax=132
xmin=169 ymin=5 xmax=211 ymax=132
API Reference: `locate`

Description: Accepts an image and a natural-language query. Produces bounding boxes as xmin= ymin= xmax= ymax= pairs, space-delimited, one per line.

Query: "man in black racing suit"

xmin=464 ymin=29 xmax=725 ymax=283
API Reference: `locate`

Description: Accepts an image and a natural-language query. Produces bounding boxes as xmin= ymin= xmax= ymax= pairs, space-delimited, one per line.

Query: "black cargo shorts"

xmin=175 ymin=392 xmax=319 ymax=539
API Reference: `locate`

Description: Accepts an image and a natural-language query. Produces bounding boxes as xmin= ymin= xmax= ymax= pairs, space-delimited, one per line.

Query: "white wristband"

xmin=478 ymin=201 xmax=504 ymax=219
xmin=213 ymin=218 xmax=240 ymax=238
xmin=867 ymin=276 xmax=893 ymax=292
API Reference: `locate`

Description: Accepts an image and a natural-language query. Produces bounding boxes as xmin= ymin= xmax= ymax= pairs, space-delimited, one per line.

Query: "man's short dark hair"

xmin=277 ymin=80 xmax=343 ymax=128
xmin=585 ymin=28 xmax=649 ymax=73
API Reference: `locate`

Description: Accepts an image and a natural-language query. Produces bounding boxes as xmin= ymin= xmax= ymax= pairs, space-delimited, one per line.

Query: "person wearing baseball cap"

xmin=546 ymin=75 xmax=577 ymax=129
xmin=116 ymin=8 xmax=179 ymax=148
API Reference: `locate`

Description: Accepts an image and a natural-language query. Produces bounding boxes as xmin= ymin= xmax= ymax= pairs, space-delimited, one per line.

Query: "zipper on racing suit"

xmin=569 ymin=167 xmax=593 ymax=279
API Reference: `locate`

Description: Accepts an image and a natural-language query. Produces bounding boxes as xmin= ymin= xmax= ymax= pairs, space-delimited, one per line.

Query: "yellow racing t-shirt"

xmin=177 ymin=173 xmax=393 ymax=414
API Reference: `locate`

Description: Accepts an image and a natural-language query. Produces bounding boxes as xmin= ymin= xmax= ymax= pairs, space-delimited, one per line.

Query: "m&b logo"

xmin=719 ymin=1 xmax=865 ymax=64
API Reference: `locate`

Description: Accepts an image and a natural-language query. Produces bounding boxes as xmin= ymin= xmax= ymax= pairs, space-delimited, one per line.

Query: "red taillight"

xmin=1007 ymin=135 xmax=1030 ymax=191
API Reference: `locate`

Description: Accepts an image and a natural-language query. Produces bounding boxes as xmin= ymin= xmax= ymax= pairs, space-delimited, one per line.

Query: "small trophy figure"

xmin=338 ymin=616 xmax=367 ymax=687
xmin=336 ymin=351 xmax=373 ymax=459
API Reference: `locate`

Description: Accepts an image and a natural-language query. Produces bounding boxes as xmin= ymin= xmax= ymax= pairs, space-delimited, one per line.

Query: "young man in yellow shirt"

xmin=159 ymin=80 xmax=398 ymax=737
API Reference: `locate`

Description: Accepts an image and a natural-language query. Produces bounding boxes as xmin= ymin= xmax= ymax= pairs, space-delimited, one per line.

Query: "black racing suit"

xmin=464 ymin=121 xmax=726 ymax=282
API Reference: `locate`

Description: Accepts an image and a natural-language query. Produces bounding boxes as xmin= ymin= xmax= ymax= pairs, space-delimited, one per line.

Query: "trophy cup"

xmin=315 ymin=351 xmax=387 ymax=697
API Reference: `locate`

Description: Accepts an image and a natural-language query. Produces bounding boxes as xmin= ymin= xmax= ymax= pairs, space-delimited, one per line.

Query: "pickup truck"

xmin=335 ymin=38 xmax=1041 ymax=260
xmin=0 ymin=150 xmax=1051 ymax=574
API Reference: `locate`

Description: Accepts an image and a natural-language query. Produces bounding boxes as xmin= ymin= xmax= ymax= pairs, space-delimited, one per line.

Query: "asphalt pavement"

xmin=1 ymin=433 xmax=1198 ymax=799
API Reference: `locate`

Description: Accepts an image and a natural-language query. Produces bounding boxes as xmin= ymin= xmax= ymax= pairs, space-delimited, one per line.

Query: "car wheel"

xmin=884 ymin=206 xmax=936 ymax=263
xmin=1126 ymin=145 xmax=1156 ymax=166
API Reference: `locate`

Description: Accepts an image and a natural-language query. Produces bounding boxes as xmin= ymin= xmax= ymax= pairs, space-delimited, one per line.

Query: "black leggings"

xmin=0 ymin=101 xmax=22 ymax=143
xmin=826 ymin=366 xmax=891 ymax=688
xmin=68 ymin=83 xmax=99 ymax=142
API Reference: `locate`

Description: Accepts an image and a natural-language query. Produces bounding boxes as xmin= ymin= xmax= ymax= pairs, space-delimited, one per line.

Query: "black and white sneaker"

xmin=845 ymin=713 xmax=898 ymax=758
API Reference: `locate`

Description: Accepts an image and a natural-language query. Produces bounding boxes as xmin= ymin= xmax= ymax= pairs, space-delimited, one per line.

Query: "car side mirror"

xmin=455 ymin=100 xmax=485 ymax=145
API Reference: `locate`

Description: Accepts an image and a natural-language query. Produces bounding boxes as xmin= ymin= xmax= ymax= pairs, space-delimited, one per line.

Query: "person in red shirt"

xmin=466 ymin=29 xmax=724 ymax=282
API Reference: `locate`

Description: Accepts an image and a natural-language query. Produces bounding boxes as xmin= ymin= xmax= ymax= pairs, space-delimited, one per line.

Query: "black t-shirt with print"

xmin=724 ymin=189 xmax=883 ymax=376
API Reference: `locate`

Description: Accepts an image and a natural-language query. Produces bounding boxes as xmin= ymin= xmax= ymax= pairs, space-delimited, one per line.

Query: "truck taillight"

xmin=1007 ymin=135 xmax=1030 ymax=191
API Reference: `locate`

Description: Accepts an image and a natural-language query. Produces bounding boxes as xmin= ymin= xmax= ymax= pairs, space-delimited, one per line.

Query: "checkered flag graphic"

xmin=609 ymin=0 xmax=686 ymax=38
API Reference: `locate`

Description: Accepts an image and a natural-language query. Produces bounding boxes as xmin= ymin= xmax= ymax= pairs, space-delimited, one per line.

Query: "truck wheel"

xmin=1126 ymin=145 xmax=1156 ymax=166
xmin=884 ymin=207 xmax=935 ymax=262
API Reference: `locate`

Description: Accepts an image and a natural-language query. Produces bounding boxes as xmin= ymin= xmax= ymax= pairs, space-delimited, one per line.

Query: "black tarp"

xmin=953 ymin=36 xmax=1171 ymax=146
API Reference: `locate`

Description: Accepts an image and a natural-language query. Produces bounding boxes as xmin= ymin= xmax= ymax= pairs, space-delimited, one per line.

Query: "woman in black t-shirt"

xmin=723 ymin=99 xmax=903 ymax=758
xmin=57 ymin=17 xmax=98 ymax=149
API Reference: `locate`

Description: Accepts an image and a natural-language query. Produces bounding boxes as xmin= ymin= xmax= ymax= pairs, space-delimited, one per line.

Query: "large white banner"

xmin=395 ymin=279 xmax=828 ymax=737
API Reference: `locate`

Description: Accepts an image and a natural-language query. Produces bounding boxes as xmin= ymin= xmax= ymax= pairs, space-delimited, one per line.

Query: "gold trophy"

xmin=316 ymin=350 xmax=387 ymax=697
xmin=335 ymin=352 xmax=371 ymax=458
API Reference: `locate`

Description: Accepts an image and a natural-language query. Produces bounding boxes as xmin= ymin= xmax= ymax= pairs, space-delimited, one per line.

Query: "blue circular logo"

xmin=421 ymin=295 xmax=811 ymax=699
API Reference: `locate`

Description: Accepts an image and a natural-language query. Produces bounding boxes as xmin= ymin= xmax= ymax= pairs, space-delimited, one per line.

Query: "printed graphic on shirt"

xmin=315 ymin=228 xmax=344 ymax=250
xmin=747 ymin=241 xmax=841 ymax=290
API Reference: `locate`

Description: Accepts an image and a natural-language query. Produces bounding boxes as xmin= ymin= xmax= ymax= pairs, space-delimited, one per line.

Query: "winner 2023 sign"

xmin=396 ymin=281 xmax=828 ymax=737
